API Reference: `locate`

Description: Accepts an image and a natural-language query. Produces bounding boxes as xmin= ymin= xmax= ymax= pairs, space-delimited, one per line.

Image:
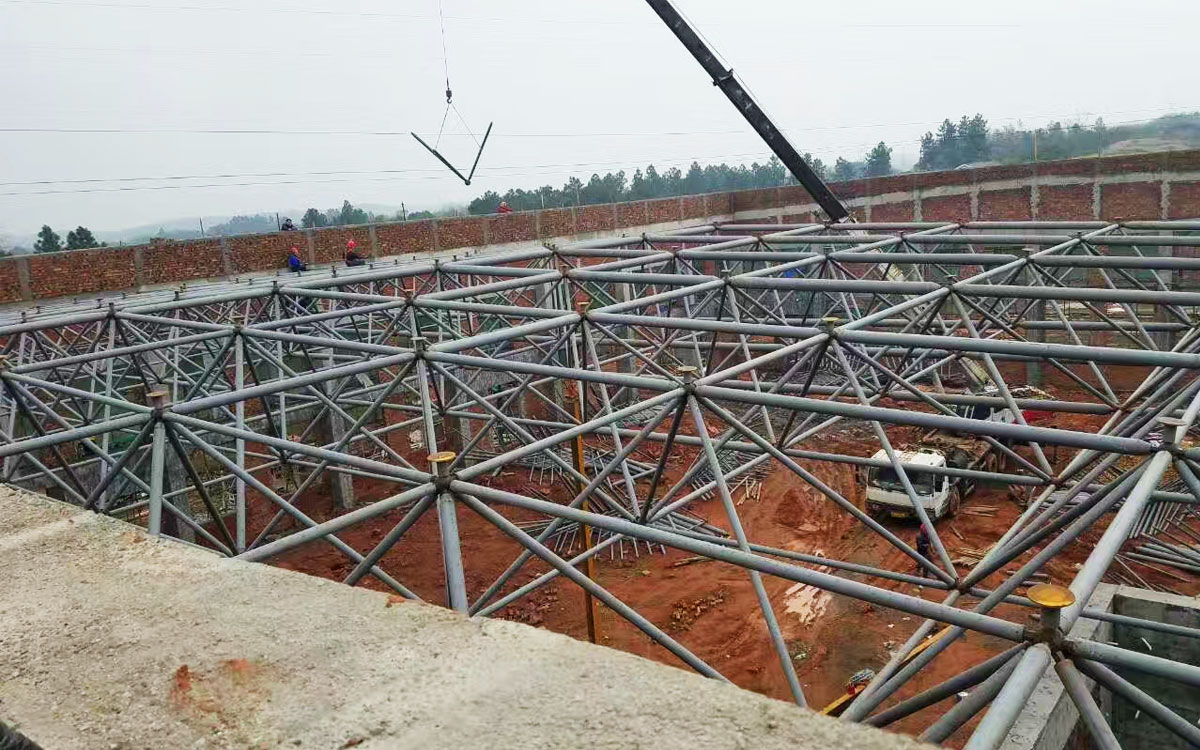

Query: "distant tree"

xmin=864 ymin=142 xmax=894 ymax=177
xmin=301 ymin=208 xmax=327 ymax=228
xmin=468 ymin=190 xmax=502 ymax=215
xmin=407 ymin=210 xmax=435 ymax=220
xmin=563 ymin=176 xmax=583 ymax=205
xmin=337 ymin=200 xmax=370 ymax=225
xmin=65 ymin=226 xmax=103 ymax=250
xmin=961 ymin=114 xmax=990 ymax=163
xmin=832 ymin=158 xmax=861 ymax=182
xmin=34 ymin=225 xmax=62 ymax=253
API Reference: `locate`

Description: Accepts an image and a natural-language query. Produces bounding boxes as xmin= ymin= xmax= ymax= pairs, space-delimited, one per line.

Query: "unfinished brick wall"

xmin=312 ymin=226 xmax=372 ymax=264
xmin=978 ymin=188 xmax=1032 ymax=221
xmin=142 ymin=239 xmax=225 ymax=285
xmin=1038 ymin=185 xmax=1095 ymax=220
xmin=1100 ymin=182 xmax=1163 ymax=221
xmin=375 ymin=220 xmax=435 ymax=256
xmin=29 ymin=247 xmax=137 ymax=298
xmin=922 ymin=195 xmax=972 ymax=222
xmin=12 ymin=148 xmax=1200 ymax=303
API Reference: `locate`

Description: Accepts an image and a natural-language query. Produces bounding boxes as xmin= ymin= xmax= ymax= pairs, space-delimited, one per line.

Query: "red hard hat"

xmin=347 ymin=239 xmax=357 ymax=249
xmin=289 ymin=246 xmax=299 ymax=254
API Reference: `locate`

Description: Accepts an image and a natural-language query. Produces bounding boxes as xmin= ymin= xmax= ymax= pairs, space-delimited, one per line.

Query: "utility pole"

xmin=401 ymin=202 xmax=407 ymax=222
xmin=198 ymin=217 xmax=205 ymax=238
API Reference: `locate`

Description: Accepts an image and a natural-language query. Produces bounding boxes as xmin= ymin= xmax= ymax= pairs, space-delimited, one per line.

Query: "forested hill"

xmin=465 ymin=111 xmax=1200 ymax=215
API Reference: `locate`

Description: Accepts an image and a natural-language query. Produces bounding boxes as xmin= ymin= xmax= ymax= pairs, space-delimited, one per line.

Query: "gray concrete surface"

xmin=0 ymin=486 xmax=930 ymax=750
xmin=1109 ymin=587 xmax=1200 ymax=750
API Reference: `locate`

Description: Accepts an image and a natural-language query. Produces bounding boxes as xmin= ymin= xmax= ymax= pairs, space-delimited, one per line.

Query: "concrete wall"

xmin=13 ymin=149 xmax=1200 ymax=307
xmin=1109 ymin=589 xmax=1200 ymax=750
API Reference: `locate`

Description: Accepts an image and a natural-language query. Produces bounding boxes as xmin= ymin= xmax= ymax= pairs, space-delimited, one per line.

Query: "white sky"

xmin=0 ymin=0 xmax=1195 ymax=238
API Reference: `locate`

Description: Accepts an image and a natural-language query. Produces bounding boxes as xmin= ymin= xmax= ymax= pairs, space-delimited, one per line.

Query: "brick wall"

xmin=11 ymin=148 xmax=1200 ymax=305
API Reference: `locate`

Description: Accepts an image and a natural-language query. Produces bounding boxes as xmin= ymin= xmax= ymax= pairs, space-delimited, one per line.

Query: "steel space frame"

xmin=4 ymin=219 xmax=1200 ymax=747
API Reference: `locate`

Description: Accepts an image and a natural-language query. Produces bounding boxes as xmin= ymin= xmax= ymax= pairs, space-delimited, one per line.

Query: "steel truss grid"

xmin=4 ymin=219 xmax=1200 ymax=748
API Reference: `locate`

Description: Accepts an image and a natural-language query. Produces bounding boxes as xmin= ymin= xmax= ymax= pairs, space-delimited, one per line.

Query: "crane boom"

xmin=642 ymin=0 xmax=851 ymax=223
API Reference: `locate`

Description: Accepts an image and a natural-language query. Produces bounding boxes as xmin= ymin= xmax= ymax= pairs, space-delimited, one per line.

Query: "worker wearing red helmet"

xmin=286 ymin=246 xmax=308 ymax=272
xmin=345 ymin=238 xmax=366 ymax=267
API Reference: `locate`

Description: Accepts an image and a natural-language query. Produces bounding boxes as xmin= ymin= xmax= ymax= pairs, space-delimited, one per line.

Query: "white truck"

xmin=863 ymin=438 xmax=998 ymax=520
xmin=862 ymin=385 xmax=1050 ymax=520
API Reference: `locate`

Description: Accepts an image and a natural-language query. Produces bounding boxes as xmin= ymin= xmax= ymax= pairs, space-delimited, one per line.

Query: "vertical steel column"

xmin=571 ymin=310 xmax=598 ymax=643
xmin=416 ymin=335 xmax=468 ymax=613
xmin=234 ymin=331 xmax=246 ymax=551
xmin=147 ymin=389 xmax=168 ymax=536
xmin=431 ymin=450 xmax=468 ymax=613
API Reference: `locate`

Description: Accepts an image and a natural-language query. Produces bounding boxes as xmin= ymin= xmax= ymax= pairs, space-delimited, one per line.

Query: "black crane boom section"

xmin=643 ymin=0 xmax=851 ymax=223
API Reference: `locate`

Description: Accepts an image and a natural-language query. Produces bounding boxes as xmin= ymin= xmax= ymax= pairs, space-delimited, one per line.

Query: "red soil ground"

xmin=214 ymin=367 xmax=1198 ymax=747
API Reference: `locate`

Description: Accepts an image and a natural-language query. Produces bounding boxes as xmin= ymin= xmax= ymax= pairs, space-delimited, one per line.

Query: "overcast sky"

xmin=0 ymin=0 xmax=1195 ymax=240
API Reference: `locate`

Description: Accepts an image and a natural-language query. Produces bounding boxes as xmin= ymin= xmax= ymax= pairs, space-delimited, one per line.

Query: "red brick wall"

xmin=869 ymin=201 xmax=916 ymax=222
xmin=647 ymin=198 xmax=681 ymax=224
xmin=375 ymin=220 xmax=434 ymax=256
xmin=1169 ymin=182 xmax=1200 ymax=219
xmin=30 ymin=247 xmax=138 ymax=297
xmin=436 ymin=217 xmax=487 ymax=250
xmin=681 ymin=195 xmax=707 ymax=219
xmin=922 ymin=194 xmax=972 ymax=222
xmin=1100 ymin=182 xmax=1162 ymax=220
xmin=732 ymin=188 xmax=776 ymax=212
xmin=616 ymin=200 xmax=649 ymax=229
xmin=978 ymin=188 xmax=1032 ymax=220
xmin=537 ymin=208 xmax=574 ymax=238
xmin=705 ymin=192 xmax=734 ymax=216
xmin=142 ymin=239 xmax=225 ymax=285
xmin=312 ymin=226 xmax=371 ymax=264
xmin=227 ymin=232 xmax=296 ymax=275
xmin=0 ymin=262 xmax=22 ymax=303
xmin=13 ymin=149 xmax=1200 ymax=304
xmin=576 ymin=205 xmax=615 ymax=234
xmin=1038 ymin=185 xmax=1094 ymax=220
xmin=487 ymin=212 xmax=538 ymax=244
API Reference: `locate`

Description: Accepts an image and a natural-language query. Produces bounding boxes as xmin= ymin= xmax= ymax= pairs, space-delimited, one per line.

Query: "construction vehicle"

xmin=862 ymin=385 xmax=1051 ymax=521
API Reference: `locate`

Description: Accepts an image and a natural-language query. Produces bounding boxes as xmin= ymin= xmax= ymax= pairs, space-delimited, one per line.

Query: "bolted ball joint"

xmin=676 ymin=364 xmax=698 ymax=389
xmin=428 ymin=450 xmax=457 ymax=489
xmin=1026 ymin=583 xmax=1075 ymax=643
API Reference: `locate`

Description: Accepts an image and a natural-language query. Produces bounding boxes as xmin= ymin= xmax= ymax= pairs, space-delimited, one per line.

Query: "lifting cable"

xmin=411 ymin=0 xmax=493 ymax=186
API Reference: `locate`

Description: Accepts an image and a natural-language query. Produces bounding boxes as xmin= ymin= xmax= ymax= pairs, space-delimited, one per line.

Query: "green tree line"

xmin=33 ymin=225 xmax=105 ymax=253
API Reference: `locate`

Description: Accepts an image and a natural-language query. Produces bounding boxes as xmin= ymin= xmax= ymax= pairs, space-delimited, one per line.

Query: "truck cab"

xmin=864 ymin=448 xmax=959 ymax=520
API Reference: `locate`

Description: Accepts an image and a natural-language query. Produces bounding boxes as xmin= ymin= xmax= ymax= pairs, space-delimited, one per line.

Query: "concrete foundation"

xmin=0 ymin=486 xmax=931 ymax=750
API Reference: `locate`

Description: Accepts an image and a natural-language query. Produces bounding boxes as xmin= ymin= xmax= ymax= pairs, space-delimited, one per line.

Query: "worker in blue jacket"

xmin=287 ymin=246 xmax=308 ymax=273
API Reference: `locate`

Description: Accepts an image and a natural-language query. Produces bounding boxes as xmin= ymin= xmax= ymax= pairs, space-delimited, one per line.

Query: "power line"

xmin=0 ymin=151 xmax=779 ymax=197
xmin=0 ymin=0 xmax=1182 ymax=29
xmin=3 ymin=105 xmax=1196 ymax=139
xmin=2 ymin=111 xmax=1193 ymax=193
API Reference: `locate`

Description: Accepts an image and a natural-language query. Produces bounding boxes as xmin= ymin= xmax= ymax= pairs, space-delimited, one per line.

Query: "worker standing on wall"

xmin=344 ymin=239 xmax=366 ymax=267
xmin=496 ymin=201 xmax=513 ymax=214
xmin=287 ymin=246 xmax=308 ymax=273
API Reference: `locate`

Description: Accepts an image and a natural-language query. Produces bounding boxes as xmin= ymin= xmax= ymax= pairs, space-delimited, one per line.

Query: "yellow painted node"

xmin=1027 ymin=583 xmax=1075 ymax=609
xmin=427 ymin=451 xmax=457 ymax=464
